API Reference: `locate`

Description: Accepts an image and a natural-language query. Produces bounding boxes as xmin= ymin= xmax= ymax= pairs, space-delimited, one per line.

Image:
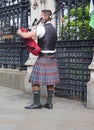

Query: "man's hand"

xmin=17 ymin=28 xmax=36 ymax=39
xmin=17 ymin=28 xmax=22 ymax=36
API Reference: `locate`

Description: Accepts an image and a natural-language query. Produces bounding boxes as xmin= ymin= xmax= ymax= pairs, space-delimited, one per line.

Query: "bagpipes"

xmin=20 ymin=2 xmax=64 ymax=56
xmin=20 ymin=28 xmax=41 ymax=56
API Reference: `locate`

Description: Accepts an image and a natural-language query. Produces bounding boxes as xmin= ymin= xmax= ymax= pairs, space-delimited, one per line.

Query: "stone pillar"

xmin=24 ymin=0 xmax=39 ymax=94
xmin=24 ymin=53 xmax=37 ymax=94
xmin=24 ymin=53 xmax=47 ymax=97
xmin=29 ymin=0 xmax=56 ymax=26
xmin=87 ymin=53 xmax=94 ymax=109
xmin=45 ymin=0 xmax=56 ymax=26
xmin=29 ymin=0 xmax=41 ymax=24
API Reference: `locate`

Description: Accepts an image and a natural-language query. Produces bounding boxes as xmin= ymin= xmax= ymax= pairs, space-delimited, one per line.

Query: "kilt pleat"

xmin=30 ymin=56 xmax=60 ymax=85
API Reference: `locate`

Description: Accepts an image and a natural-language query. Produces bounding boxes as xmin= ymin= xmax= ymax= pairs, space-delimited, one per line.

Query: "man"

xmin=17 ymin=10 xmax=60 ymax=109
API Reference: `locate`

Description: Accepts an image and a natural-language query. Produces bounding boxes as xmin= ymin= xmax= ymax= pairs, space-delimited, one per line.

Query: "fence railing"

xmin=0 ymin=0 xmax=30 ymax=70
xmin=55 ymin=39 xmax=94 ymax=101
xmin=0 ymin=42 xmax=29 ymax=70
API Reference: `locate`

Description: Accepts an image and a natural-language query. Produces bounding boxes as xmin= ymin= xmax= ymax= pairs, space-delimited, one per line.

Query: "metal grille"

xmin=0 ymin=42 xmax=29 ymax=69
xmin=55 ymin=40 xmax=94 ymax=101
xmin=55 ymin=0 xmax=94 ymax=101
xmin=0 ymin=0 xmax=30 ymax=69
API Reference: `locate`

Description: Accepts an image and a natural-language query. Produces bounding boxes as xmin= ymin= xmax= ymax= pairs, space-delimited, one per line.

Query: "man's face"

xmin=40 ymin=12 xmax=49 ymax=23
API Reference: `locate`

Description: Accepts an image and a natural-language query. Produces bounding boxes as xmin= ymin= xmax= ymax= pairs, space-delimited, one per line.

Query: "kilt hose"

xmin=30 ymin=55 xmax=60 ymax=86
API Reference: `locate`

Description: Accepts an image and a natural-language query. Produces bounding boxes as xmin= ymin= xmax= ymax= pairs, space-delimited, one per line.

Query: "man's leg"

xmin=25 ymin=84 xmax=42 ymax=109
xmin=43 ymin=85 xmax=54 ymax=109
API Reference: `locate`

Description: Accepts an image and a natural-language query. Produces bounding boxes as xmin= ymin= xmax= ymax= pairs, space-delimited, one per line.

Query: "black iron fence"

xmin=55 ymin=40 xmax=94 ymax=101
xmin=0 ymin=42 xmax=29 ymax=70
xmin=55 ymin=0 xmax=94 ymax=101
xmin=0 ymin=0 xmax=30 ymax=70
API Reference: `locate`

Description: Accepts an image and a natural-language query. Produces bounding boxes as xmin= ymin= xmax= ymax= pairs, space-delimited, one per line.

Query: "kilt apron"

xmin=30 ymin=55 xmax=60 ymax=85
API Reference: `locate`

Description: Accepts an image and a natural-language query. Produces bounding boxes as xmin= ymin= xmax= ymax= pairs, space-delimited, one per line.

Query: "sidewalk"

xmin=0 ymin=86 xmax=94 ymax=130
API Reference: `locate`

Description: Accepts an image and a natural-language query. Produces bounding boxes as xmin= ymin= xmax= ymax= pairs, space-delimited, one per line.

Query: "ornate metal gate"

xmin=0 ymin=0 xmax=30 ymax=70
xmin=55 ymin=0 xmax=94 ymax=101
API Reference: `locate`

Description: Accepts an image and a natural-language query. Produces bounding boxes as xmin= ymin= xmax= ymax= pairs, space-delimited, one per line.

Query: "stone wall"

xmin=0 ymin=69 xmax=26 ymax=91
xmin=87 ymin=53 xmax=94 ymax=109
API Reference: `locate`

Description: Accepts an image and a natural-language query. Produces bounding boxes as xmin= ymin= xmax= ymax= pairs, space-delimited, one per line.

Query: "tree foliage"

xmin=61 ymin=1 xmax=94 ymax=40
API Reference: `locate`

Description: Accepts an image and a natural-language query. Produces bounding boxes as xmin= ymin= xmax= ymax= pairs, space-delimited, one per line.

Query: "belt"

xmin=39 ymin=52 xmax=55 ymax=57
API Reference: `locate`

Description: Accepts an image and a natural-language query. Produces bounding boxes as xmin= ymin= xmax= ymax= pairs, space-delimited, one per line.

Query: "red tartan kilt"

xmin=30 ymin=55 xmax=60 ymax=85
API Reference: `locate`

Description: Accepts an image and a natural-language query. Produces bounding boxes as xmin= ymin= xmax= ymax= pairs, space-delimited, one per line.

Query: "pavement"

xmin=0 ymin=86 xmax=94 ymax=130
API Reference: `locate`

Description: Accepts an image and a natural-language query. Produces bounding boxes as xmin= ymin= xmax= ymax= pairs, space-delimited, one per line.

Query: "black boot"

xmin=43 ymin=90 xmax=54 ymax=109
xmin=25 ymin=90 xmax=42 ymax=109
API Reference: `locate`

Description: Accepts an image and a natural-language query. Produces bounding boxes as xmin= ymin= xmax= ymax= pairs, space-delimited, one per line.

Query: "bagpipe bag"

xmin=20 ymin=28 xmax=41 ymax=56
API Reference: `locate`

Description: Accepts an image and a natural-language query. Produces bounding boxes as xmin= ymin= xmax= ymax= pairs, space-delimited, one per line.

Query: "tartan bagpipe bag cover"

xmin=20 ymin=28 xmax=41 ymax=56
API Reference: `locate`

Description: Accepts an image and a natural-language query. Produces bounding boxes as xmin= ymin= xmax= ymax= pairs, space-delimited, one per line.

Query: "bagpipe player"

xmin=17 ymin=9 xmax=60 ymax=109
